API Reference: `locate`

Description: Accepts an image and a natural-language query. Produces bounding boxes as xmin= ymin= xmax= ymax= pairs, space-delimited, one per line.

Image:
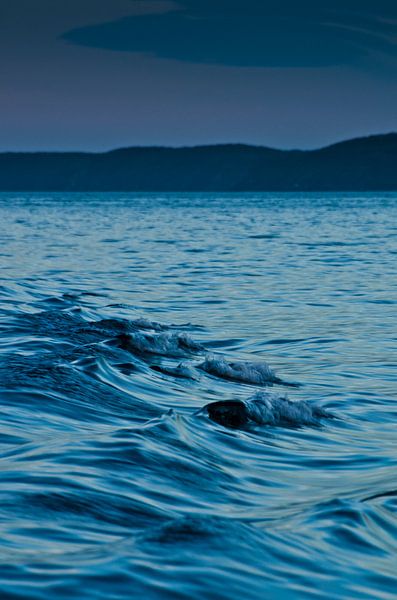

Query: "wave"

xmin=0 ymin=352 xmax=160 ymax=423
xmin=95 ymin=316 xmax=185 ymax=332
xmin=113 ymin=331 xmax=206 ymax=358
xmin=205 ymin=391 xmax=331 ymax=429
xmin=198 ymin=356 xmax=298 ymax=387
xmin=151 ymin=362 xmax=200 ymax=380
xmin=4 ymin=307 xmax=320 ymax=431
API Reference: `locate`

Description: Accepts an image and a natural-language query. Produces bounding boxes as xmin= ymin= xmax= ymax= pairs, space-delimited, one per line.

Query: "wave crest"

xmin=114 ymin=331 xmax=205 ymax=357
xmin=199 ymin=356 xmax=278 ymax=385
xmin=246 ymin=391 xmax=329 ymax=426
xmin=206 ymin=391 xmax=330 ymax=429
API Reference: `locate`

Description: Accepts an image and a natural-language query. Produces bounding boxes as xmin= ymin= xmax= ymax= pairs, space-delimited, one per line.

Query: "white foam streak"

xmin=245 ymin=391 xmax=328 ymax=426
xmin=125 ymin=332 xmax=205 ymax=357
xmin=199 ymin=356 xmax=277 ymax=385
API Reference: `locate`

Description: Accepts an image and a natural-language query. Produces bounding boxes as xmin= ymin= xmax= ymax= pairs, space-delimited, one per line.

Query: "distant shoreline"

xmin=0 ymin=133 xmax=396 ymax=192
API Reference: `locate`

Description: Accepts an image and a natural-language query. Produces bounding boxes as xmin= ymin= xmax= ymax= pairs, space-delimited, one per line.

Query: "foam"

xmin=245 ymin=391 xmax=329 ymax=426
xmin=118 ymin=331 xmax=205 ymax=357
xmin=205 ymin=391 xmax=330 ymax=428
xmin=199 ymin=356 xmax=278 ymax=385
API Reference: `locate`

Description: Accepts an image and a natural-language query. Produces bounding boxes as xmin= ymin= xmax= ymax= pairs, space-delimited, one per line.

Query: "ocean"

xmin=0 ymin=192 xmax=396 ymax=599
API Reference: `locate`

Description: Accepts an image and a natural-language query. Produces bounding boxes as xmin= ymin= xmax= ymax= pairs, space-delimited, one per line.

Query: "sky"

xmin=1 ymin=0 xmax=397 ymax=151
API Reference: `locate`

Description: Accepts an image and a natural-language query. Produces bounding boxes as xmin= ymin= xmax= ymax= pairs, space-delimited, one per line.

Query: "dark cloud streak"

xmin=61 ymin=1 xmax=397 ymax=69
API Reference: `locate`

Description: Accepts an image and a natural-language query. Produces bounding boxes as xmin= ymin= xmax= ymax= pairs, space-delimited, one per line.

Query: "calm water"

xmin=0 ymin=193 xmax=396 ymax=599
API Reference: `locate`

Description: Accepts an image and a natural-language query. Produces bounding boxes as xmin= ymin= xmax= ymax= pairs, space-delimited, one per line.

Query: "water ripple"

xmin=0 ymin=193 xmax=396 ymax=599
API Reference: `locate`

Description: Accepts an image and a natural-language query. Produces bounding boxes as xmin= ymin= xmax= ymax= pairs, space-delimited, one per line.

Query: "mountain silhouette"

xmin=0 ymin=133 xmax=396 ymax=191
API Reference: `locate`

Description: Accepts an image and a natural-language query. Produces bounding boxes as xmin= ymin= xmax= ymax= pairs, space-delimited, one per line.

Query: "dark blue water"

xmin=1 ymin=193 xmax=396 ymax=599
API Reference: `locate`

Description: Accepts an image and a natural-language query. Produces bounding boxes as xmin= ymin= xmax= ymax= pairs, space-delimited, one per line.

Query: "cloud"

xmin=61 ymin=0 xmax=397 ymax=68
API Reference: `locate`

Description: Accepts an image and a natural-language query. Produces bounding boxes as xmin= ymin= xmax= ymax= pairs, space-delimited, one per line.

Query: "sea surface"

xmin=0 ymin=192 xmax=396 ymax=599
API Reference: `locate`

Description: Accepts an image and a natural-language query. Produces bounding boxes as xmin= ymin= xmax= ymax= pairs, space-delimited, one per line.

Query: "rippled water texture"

xmin=1 ymin=193 xmax=396 ymax=599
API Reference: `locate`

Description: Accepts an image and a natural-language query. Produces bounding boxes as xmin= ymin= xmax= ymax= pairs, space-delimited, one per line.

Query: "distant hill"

xmin=0 ymin=133 xmax=396 ymax=191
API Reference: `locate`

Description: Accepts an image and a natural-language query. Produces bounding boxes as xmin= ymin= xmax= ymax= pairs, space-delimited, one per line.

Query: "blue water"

xmin=0 ymin=193 xmax=396 ymax=599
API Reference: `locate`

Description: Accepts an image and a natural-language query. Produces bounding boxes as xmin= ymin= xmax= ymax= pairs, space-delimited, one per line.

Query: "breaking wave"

xmin=204 ymin=391 xmax=331 ymax=429
xmin=198 ymin=355 xmax=299 ymax=387
xmin=113 ymin=330 xmax=206 ymax=357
